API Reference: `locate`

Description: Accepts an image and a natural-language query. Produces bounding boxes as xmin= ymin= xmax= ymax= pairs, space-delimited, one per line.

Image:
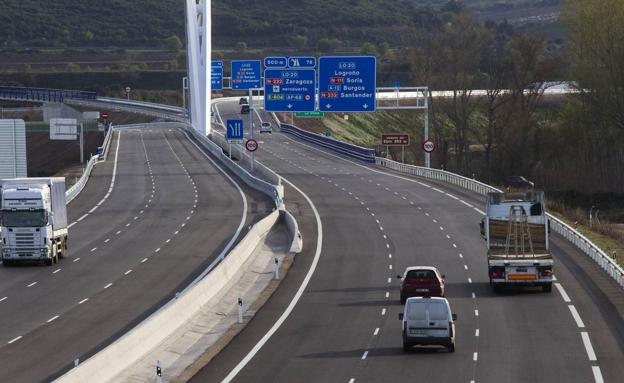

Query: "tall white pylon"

xmin=185 ymin=0 xmax=211 ymax=135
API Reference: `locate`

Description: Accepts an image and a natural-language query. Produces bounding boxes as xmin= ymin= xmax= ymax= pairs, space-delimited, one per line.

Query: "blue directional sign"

xmin=288 ymin=56 xmax=316 ymax=68
xmin=231 ymin=60 xmax=262 ymax=90
xmin=264 ymin=69 xmax=316 ymax=112
xmin=264 ymin=57 xmax=288 ymax=68
xmin=226 ymin=119 xmax=244 ymax=142
xmin=318 ymin=56 xmax=377 ymax=112
xmin=211 ymin=61 xmax=223 ymax=90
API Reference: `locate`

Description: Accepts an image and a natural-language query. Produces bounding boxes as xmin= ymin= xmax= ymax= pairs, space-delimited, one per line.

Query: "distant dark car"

xmin=503 ymin=176 xmax=534 ymax=189
xmin=240 ymin=104 xmax=250 ymax=114
xmin=239 ymin=97 xmax=249 ymax=105
xmin=398 ymin=266 xmax=445 ymax=304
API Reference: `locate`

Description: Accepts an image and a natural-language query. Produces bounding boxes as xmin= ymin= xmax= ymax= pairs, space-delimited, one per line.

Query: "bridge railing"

xmin=0 ymin=86 xmax=96 ymax=103
xmin=377 ymin=157 xmax=624 ymax=289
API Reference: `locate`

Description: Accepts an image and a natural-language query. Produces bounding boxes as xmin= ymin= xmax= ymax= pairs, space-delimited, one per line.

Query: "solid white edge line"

xmin=555 ymin=283 xmax=571 ymax=303
xmin=568 ymin=305 xmax=586 ymax=328
xmin=221 ymin=175 xmax=323 ymax=383
xmin=581 ymin=332 xmax=597 ymax=361
xmin=78 ymin=298 xmax=89 ymax=305
xmin=0 ymin=297 xmax=6 ymax=302
xmin=8 ymin=336 xmax=22 ymax=344
xmin=70 ymin=130 xmax=122 ymax=227
xmin=47 ymin=315 xmax=60 ymax=323
xmin=592 ymin=366 xmax=604 ymax=383
xmin=361 ymin=351 xmax=369 ymax=360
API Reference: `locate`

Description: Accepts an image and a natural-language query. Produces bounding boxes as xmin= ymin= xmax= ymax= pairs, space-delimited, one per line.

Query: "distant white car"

xmin=259 ymin=121 xmax=272 ymax=134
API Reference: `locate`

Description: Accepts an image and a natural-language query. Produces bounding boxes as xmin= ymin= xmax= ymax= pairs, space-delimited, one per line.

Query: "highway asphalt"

xmin=0 ymin=128 xmax=272 ymax=382
xmin=189 ymin=101 xmax=624 ymax=383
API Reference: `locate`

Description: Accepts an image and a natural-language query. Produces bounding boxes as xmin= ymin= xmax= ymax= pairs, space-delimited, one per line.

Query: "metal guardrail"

xmin=65 ymin=98 xmax=188 ymax=122
xmin=280 ymin=124 xmax=376 ymax=163
xmin=376 ymin=157 xmax=624 ymax=289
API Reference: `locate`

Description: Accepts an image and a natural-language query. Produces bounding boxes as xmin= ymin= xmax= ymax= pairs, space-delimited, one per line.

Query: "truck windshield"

xmin=1 ymin=210 xmax=47 ymax=227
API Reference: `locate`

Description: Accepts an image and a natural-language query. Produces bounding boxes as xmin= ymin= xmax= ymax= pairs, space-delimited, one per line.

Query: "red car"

xmin=398 ymin=266 xmax=445 ymax=304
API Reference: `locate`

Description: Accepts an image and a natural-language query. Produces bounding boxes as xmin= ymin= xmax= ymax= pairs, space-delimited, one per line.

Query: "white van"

xmin=398 ymin=297 xmax=457 ymax=352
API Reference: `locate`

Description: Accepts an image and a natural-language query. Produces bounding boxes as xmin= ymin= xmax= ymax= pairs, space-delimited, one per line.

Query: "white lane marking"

xmin=125 ymin=269 xmax=133 ymax=275
xmin=387 ymin=277 xmax=392 ymax=283
xmin=27 ymin=282 xmax=37 ymax=288
xmin=0 ymin=297 xmax=6 ymax=302
xmin=380 ymin=227 xmax=384 ymax=231
xmin=220 ymin=173 xmax=321 ymax=383
xmin=472 ymin=292 xmax=476 ymax=299
xmin=388 ymin=253 xmax=392 ymax=259
xmin=383 ymin=235 xmax=387 ymax=239
xmin=460 ymin=200 xmax=473 ymax=208
xmin=552 ymin=275 xmax=558 ymax=281
xmin=474 ymin=208 xmax=486 ymax=215
xmin=126 ymin=223 xmax=131 ymax=227
xmin=68 ymin=222 xmax=77 ymax=228
xmin=453 ymin=243 xmax=457 ymax=248
xmin=459 ymin=253 xmax=464 ymax=258
xmin=91 ymin=247 xmax=97 ymax=252
xmin=104 ymin=239 xmax=110 ymax=243
xmin=78 ymin=298 xmax=89 ymax=305
xmin=8 ymin=336 xmax=22 ymax=344
xmin=432 ymin=187 xmax=445 ymax=193
xmin=440 ymin=226 xmax=444 ymax=231
xmin=592 ymin=366 xmax=604 ymax=383
xmin=73 ymin=257 xmax=80 ymax=263
xmin=389 ymin=265 xmax=393 ymax=270
xmin=88 ymin=206 xmax=98 ymax=214
xmin=475 ymin=329 xmax=480 ymax=337
xmin=425 ymin=212 xmax=430 ymax=217
xmin=468 ymin=278 xmax=472 ymax=283
xmin=475 ymin=309 xmax=479 ymax=317
xmin=473 ymin=352 xmax=478 ymax=361
xmin=141 ymin=258 xmax=148 ymax=263
xmin=166 ymin=239 xmax=171 ymax=243
xmin=374 ymin=328 xmax=380 ymax=336
xmin=155 ymin=248 xmax=161 ymax=253
xmin=446 ymin=193 xmax=459 ymax=200
xmin=47 ymin=315 xmax=60 ymax=323
xmin=464 ymin=265 xmax=469 ymax=270
xmin=134 ymin=216 xmax=138 ymax=220
xmin=174 ymin=231 xmax=179 ymax=235
xmin=385 ymin=292 xmax=390 ymax=298
xmin=581 ymin=332 xmax=597 ymax=361
xmin=53 ymin=268 xmax=61 ymax=274
xmin=555 ymin=283 xmax=571 ymax=303
xmin=104 ymin=283 xmax=113 ymax=289
xmin=361 ymin=351 xmax=369 ymax=360
xmin=116 ymin=230 xmax=122 ymax=235
xmin=386 ymin=244 xmax=390 ymax=248
xmin=446 ymin=234 xmax=451 ymax=239
xmin=381 ymin=308 xmax=387 ymax=316
xmin=433 ymin=219 xmax=438 ymax=223
xmin=76 ymin=214 xmax=88 ymax=222
xmin=568 ymin=305 xmax=586 ymax=328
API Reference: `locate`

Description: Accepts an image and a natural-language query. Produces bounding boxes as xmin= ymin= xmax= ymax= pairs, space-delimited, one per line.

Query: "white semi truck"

xmin=480 ymin=191 xmax=553 ymax=292
xmin=0 ymin=178 xmax=68 ymax=266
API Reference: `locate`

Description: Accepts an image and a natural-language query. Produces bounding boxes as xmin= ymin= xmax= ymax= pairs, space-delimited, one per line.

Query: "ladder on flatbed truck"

xmin=504 ymin=205 xmax=535 ymax=258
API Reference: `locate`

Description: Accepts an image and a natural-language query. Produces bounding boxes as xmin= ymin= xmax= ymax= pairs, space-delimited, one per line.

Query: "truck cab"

xmin=1 ymin=178 xmax=67 ymax=266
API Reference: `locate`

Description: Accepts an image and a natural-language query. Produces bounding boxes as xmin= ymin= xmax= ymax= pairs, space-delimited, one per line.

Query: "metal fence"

xmin=377 ymin=157 xmax=624 ymax=289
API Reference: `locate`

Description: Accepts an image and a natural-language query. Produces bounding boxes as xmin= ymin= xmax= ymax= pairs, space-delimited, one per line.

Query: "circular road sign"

xmin=423 ymin=139 xmax=436 ymax=153
xmin=245 ymin=139 xmax=259 ymax=152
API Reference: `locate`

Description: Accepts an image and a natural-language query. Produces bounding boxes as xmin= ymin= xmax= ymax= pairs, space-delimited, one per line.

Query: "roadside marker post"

xmin=238 ymin=298 xmax=243 ymax=323
xmin=274 ymin=257 xmax=280 ymax=280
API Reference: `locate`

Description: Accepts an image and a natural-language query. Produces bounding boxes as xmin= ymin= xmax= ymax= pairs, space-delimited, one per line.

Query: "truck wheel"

xmin=45 ymin=259 xmax=53 ymax=266
xmin=400 ymin=295 xmax=406 ymax=305
xmin=492 ymin=284 xmax=501 ymax=293
xmin=402 ymin=343 xmax=410 ymax=352
xmin=448 ymin=343 xmax=455 ymax=353
xmin=542 ymin=284 xmax=552 ymax=293
xmin=2 ymin=260 xmax=12 ymax=267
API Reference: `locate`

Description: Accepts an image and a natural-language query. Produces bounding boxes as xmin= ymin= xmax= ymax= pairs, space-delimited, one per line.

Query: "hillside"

xmin=0 ymin=0 xmax=561 ymax=50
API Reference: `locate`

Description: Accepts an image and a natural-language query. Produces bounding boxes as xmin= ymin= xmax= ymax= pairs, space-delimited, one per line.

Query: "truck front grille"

xmin=13 ymin=233 xmax=35 ymax=248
